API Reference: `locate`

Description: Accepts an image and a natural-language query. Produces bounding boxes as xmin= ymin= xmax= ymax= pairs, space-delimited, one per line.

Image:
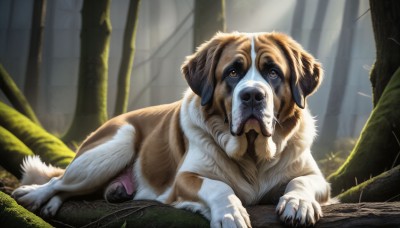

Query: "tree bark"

xmin=0 ymin=64 xmax=41 ymax=125
xmin=0 ymin=126 xmax=35 ymax=179
xmin=193 ymin=0 xmax=226 ymax=51
xmin=249 ymin=202 xmax=400 ymax=227
xmin=0 ymin=191 xmax=51 ymax=227
xmin=113 ymin=0 xmax=141 ymax=117
xmin=0 ymin=102 xmax=74 ymax=169
xmin=369 ymin=0 xmax=400 ymax=107
xmin=62 ymin=0 xmax=111 ymax=144
xmin=328 ymin=67 xmax=400 ymax=195
xmin=40 ymin=200 xmax=400 ymax=228
xmin=23 ymin=0 xmax=47 ymax=110
xmin=337 ymin=165 xmax=400 ymax=203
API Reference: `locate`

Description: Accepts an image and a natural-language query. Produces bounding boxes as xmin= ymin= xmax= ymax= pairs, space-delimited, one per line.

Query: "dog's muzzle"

xmin=232 ymin=85 xmax=273 ymax=137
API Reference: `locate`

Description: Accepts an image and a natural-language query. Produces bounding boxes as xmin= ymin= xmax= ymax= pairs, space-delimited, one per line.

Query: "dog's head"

xmin=182 ymin=32 xmax=322 ymax=158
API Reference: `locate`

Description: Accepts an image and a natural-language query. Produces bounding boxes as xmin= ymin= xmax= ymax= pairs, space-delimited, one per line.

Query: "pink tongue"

xmin=119 ymin=169 xmax=135 ymax=195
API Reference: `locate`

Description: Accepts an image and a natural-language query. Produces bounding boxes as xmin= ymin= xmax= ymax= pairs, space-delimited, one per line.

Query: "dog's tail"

xmin=20 ymin=155 xmax=65 ymax=185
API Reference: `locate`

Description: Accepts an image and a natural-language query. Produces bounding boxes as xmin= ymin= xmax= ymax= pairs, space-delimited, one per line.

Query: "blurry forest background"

xmin=0 ymin=0 xmax=374 ymax=157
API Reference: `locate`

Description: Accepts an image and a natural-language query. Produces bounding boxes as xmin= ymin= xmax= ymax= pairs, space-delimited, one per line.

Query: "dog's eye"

xmin=229 ymin=70 xmax=238 ymax=78
xmin=268 ymin=70 xmax=278 ymax=79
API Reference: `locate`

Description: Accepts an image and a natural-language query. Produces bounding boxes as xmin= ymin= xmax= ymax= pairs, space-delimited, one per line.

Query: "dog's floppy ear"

xmin=182 ymin=33 xmax=229 ymax=106
xmin=273 ymin=33 xmax=323 ymax=109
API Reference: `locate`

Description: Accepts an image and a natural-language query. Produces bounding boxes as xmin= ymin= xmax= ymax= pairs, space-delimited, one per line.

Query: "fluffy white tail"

xmin=20 ymin=156 xmax=65 ymax=185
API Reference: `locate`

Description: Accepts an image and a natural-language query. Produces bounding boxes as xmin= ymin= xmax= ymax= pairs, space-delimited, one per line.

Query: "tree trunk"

xmin=0 ymin=191 xmax=51 ymax=227
xmin=0 ymin=126 xmax=35 ymax=179
xmin=0 ymin=64 xmax=41 ymax=125
xmin=337 ymin=165 xmax=400 ymax=203
xmin=328 ymin=67 xmax=400 ymax=195
xmin=317 ymin=0 xmax=359 ymax=154
xmin=23 ymin=0 xmax=47 ymax=110
xmin=0 ymin=102 xmax=74 ymax=169
xmin=62 ymin=0 xmax=111 ymax=144
xmin=113 ymin=0 xmax=141 ymax=117
xmin=369 ymin=0 xmax=400 ymax=107
xmin=193 ymin=0 xmax=226 ymax=50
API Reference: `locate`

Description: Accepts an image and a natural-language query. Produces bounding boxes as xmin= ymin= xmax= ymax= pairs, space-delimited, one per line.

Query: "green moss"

xmin=0 ymin=191 xmax=51 ymax=227
xmin=0 ymin=102 xmax=75 ymax=168
xmin=329 ymin=67 xmax=400 ymax=195
xmin=337 ymin=165 xmax=400 ymax=203
xmin=0 ymin=126 xmax=35 ymax=178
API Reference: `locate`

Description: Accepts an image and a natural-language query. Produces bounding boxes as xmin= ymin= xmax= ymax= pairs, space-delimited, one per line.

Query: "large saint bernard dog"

xmin=13 ymin=32 xmax=331 ymax=227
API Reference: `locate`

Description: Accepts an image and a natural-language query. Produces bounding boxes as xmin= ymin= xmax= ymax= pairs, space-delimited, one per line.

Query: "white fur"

xmin=13 ymin=32 xmax=330 ymax=228
xmin=13 ymin=124 xmax=136 ymax=216
xmin=20 ymin=155 xmax=64 ymax=185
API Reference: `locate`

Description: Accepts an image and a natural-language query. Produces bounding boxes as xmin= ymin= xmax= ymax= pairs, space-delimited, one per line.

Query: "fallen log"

xmin=45 ymin=200 xmax=400 ymax=227
xmin=249 ymin=202 xmax=400 ymax=227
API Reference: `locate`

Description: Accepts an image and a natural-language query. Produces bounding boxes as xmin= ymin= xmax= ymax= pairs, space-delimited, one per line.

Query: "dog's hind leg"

xmin=12 ymin=124 xmax=136 ymax=215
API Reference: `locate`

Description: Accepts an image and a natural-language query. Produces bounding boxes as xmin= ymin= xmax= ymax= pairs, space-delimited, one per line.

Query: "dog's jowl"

xmin=13 ymin=32 xmax=331 ymax=227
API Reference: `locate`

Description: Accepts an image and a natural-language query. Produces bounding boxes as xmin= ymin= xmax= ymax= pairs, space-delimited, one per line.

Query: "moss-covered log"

xmin=328 ymin=68 xmax=400 ymax=195
xmin=337 ymin=165 xmax=400 ymax=203
xmin=35 ymin=200 xmax=400 ymax=227
xmin=0 ymin=64 xmax=41 ymax=125
xmin=0 ymin=102 xmax=74 ymax=168
xmin=48 ymin=200 xmax=209 ymax=228
xmin=250 ymin=202 xmax=400 ymax=227
xmin=0 ymin=126 xmax=35 ymax=179
xmin=62 ymin=0 xmax=111 ymax=144
xmin=0 ymin=191 xmax=51 ymax=227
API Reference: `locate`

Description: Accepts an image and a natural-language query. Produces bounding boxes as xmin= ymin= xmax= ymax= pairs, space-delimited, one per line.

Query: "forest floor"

xmin=0 ymin=166 xmax=19 ymax=195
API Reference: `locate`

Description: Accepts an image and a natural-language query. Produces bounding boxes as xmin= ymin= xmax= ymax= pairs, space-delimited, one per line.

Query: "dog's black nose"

xmin=239 ymin=87 xmax=265 ymax=106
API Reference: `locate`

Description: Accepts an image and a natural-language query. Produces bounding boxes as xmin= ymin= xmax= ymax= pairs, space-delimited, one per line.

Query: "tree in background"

xmin=24 ymin=0 xmax=47 ymax=111
xmin=317 ymin=0 xmax=359 ymax=155
xmin=113 ymin=0 xmax=141 ymax=117
xmin=0 ymin=64 xmax=40 ymax=125
xmin=369 ymin=0 xmax=400 ymax=106
xmin=329 ymin=0 xmax=400 ymax=199
xmin=62 ymin=0 xmax=112 ymax=144
xmin=193 ymin=0 xmax=226 ymax=50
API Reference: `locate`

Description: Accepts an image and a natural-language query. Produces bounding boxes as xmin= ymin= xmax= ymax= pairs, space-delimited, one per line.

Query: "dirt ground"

xmin=0 ymin=166 xmax=19 ymax=195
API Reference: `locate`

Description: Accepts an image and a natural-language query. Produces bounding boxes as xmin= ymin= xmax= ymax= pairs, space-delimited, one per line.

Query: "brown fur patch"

xmin=166 ymin=172 xmax=203 ymax=204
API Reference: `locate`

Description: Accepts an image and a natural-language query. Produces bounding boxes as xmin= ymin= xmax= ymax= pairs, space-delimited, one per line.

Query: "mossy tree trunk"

xmin=62 ymin=0 xmax=111 ymax=144
xmin=193 ymin=0 xmax=226 ymax=51
xmin=369 ymin=0 xmax=400 ymax=107
xmin=0 ymin=102 xmax=75 ymax=169
xmin=337 ymin=165 xmax=400 ymax=203
xmin=23 ymin=0 xmax=47 ymax=110
xmin=328 ymin=68 xmax=400 ymax=195
xmin=113 ymin=0 xmax=141 ymax=117
xmin=0 ymin=64 xmax=41 ymax=125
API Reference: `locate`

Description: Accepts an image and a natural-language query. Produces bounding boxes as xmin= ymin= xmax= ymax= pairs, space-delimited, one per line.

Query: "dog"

xmin=12 ymin=32 xmax=331 ymax=227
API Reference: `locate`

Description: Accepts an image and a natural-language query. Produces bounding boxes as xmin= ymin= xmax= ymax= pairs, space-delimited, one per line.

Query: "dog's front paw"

xmin=210 ymin=195 xmax=251 ymax=228
xmin=276 ymin=194 xmax=322 ymax=227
